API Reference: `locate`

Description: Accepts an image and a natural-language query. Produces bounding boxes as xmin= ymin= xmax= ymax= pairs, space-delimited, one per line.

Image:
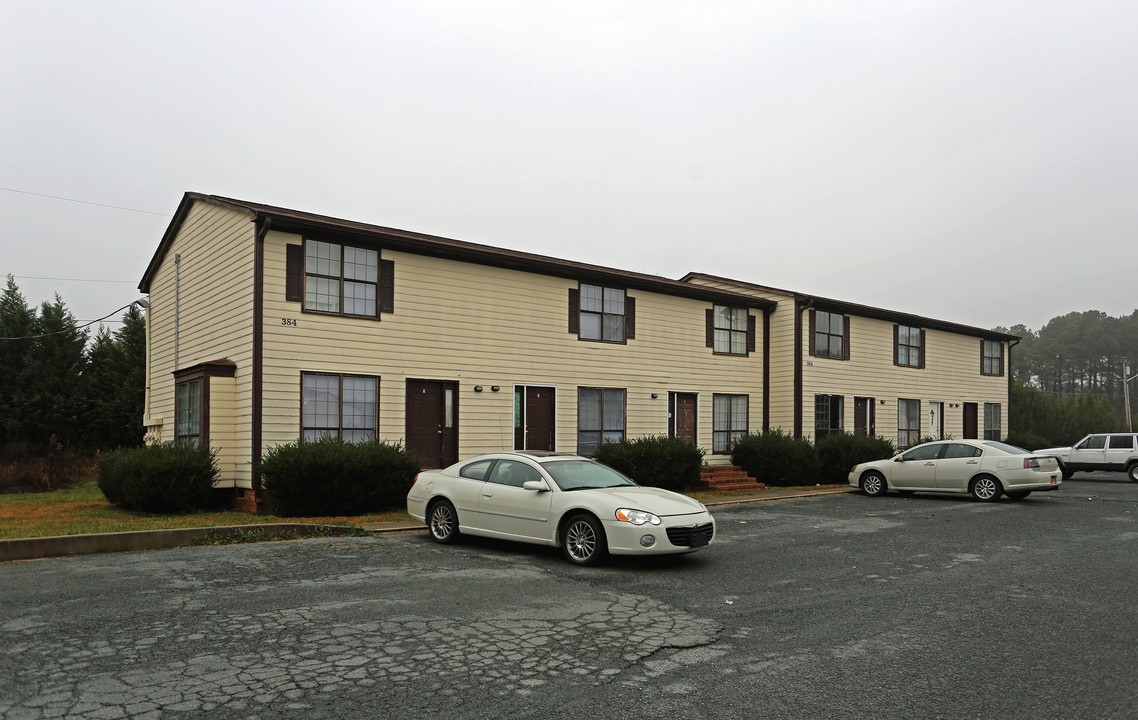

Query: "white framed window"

xmin=713 ymin=394 xmax=748 ymax=453
xmin=898 ymin=398 xmax=921 ymax=449
xmin=578 ymin=387 xmax=625 ymax=454
xmin=302 ymin=373 xmax=378 ymax=442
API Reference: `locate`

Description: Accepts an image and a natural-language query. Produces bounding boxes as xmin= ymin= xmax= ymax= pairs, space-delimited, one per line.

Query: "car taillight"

xmin=1023 ymin=458 xmax=1040 ymax=469
xmin=412 ymin=473 xmax=420 ymax=485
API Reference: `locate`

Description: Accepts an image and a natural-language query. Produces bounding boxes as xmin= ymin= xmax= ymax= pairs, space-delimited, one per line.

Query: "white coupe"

xmin=848 ymin=440 xmax=1062 ymax=501
xmin=406 ymin=451 xmax=716 ymax=565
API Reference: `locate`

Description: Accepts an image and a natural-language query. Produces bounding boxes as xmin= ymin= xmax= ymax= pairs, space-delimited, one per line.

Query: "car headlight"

xmin=615 ymin=508 xmax=661 ymax=526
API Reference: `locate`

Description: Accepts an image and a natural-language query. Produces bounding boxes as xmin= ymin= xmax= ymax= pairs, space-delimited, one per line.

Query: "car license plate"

xmin=691 ymin=532 xmax=709 ymax=548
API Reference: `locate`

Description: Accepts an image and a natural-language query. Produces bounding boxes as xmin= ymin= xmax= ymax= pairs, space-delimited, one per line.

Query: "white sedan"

xmin=848 ymin=440 xmax=1062 ymax=501
xmin=406 ymin=451 xmax=715 ymax=565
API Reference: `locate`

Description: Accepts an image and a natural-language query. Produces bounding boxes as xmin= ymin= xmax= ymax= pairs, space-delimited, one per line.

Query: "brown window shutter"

xmin=893 ymin=325 xmax=900 ymax=366
xmin=286 ymin=244 xmax=302 ymax=302
xmin=843 ymin=315 xmax=851 ymax=360
xmin=998 ymin=342 xmax=1005 ymax=376
xmin=625 ymin=296 xmax=635 ymax=339
xmin=808 ymin=309 xmax=817 ymax=357
xmin=919 ymin=329 xmax=926 ymax=369
xmin=706 ymin=308 xmax=714 ymax=348
xmin=568 ymin=288 xmax=580 ymax=334
xmin=980 ymin=341 xmax=985 ymax=374
xmin=747 ymin=313 xmax=756 ymax=353
xmin=379 ymin=259 xmax=395 ymax=314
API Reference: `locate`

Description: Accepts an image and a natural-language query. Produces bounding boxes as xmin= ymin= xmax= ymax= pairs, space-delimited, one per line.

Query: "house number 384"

xmin=281 ymin=318 xmax=298 ymax=327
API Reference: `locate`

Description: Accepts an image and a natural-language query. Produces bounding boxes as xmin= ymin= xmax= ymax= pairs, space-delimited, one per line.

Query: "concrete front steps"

xmin=700 ymin=465 xmax=765 ymax=492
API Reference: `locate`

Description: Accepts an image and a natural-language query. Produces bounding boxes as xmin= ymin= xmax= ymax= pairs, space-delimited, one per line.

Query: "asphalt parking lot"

xmin=2 ymin=472 xmax=1136 ymax=719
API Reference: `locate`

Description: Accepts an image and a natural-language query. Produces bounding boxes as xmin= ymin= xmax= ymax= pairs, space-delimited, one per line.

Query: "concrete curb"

xmin=2 ymin=487 xmax=858 ymax=563
xmin=0 ymin=524 xmax=360 ymax=563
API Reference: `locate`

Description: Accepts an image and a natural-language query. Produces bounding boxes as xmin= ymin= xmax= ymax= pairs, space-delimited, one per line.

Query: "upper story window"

xmin=568 ymin=284 xmax=635 ymax=343
xmin=895 ymin=325 xmax=924 ymax=368
xmin=306 ymin=240 xmax=377 ymax=316
xmin=712 ymin=305 xmax=749 ymax=355
xmin=981 ymin=340 xmax=1004 ymax=376
xmin=286 ymin=239 xmax=394 ymax=318
xmin=810 ymin=310 xmax=849 ymax=360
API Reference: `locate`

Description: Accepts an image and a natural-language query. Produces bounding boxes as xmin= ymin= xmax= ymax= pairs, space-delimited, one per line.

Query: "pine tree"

xmin=0 ymin=276 xmax=37 ymax=444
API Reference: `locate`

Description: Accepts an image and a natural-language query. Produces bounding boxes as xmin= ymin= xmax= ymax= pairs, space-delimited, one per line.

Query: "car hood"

xmin=1035 ymin=446 xmax=1073 ymax=455
xmin=586 ymin=486 xmax=708 ymax=516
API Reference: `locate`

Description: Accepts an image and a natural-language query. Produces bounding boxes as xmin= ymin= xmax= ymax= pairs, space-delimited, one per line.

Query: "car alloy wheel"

xmin=970 ymin=476 xmax=1001 ymax=502
xmin=562 ymin=514 xmax=606 ymax=566
xmin=1129 ymin=464 xmax=1138 ymax=483
xmin=428 ymin=500 xmax=459 ymax=544
xmin=861 ymin=472 xmax=887 ymax=497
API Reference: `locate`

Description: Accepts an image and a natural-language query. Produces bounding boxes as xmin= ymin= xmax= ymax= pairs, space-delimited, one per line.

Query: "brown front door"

xmin=854 ymin=397 xmax=875 ymax=436
xmin=669 ymin=393 xmax=698 ymax=445
xmin=963 ymin=402 xmax=978 ymax=439
xmin=514 ymin=386 xmax=556 ymax=451
xmin=406 ymin=380 xmax=459 ymax=468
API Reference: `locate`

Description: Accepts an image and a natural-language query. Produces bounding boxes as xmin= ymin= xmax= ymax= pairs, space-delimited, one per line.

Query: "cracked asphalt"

xmin=3 ymin=475 xmax=1138 ymax=719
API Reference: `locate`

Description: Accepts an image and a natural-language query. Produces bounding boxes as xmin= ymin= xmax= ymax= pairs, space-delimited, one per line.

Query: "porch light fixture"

xmin=474 ymin=385 xmax=483 ymax=392
xmin=651 ymin=393 xmax=659 ymax=399
xmin=491 ymin=386 xmax=500 ymax=392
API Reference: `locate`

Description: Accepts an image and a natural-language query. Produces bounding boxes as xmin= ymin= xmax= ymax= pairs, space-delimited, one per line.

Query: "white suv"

xmin=1037 ymin=433 xmax=1138 ymax=482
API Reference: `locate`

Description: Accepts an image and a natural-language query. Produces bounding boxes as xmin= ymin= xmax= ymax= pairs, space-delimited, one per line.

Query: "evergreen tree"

xmin=11 ymin=296 xmax=89 ymax=447
xmin=84 ymin=305 xmax=146 ymax=448
xmin=0 ymin=276 xmax=37 ymax=444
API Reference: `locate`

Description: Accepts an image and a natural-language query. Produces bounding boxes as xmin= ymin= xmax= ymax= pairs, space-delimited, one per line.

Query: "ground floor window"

xmin=983 ymin=403 xmax=1002 ymax=441
xmin=814 ymin=394 xmax=844 ymax=440
xmin=578 ymin=387 xmax=625 ymax=455
xmin=713 ymin=394 xmax=748 ymax=453
xmin=898 ymin=398 xmax=921 ymax=449
xmin=175 ymin=380 xmax=201 ymax=446
xmin=302 ymin=373 xmax=378 ymax=442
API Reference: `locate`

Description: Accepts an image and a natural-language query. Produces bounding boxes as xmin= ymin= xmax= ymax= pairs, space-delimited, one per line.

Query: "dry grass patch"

xmin=0 ymin=478 xmax=411 ymax=540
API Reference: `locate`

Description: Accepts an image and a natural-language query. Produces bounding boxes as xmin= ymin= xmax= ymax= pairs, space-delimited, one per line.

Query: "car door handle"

xmin=924 ymin=462 xmax=935 ymax=466
xmin=967 ymin=460 xmax=979 ymax=464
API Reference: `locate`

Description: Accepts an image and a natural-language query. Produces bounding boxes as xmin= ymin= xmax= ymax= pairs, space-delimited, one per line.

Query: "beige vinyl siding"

xmin=801 ymin=310 xmax=1008 ymax=441
xmin=209 ymin=375 xmax=238 ymax=480
xmin=682 ymin=277 xmax=799 ymax=432
xmin=261 ymin=233 xmax=763 ymax=461
xmin=144 ymin=202 xmax=255 ymax=485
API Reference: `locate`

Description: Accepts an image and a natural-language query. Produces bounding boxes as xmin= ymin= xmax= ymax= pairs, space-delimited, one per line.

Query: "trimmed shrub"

xmin=731 ymin=429 xmax=820 ymax=487
xmin=260 ymin=437 xmax=422 ymax=517
xmin=593 ymin=435 xmax=705 ymax=491
xmin=96 ymin=443 xmax=218 ymax=512
xmin=815 ymin=432 xmax=897 ymax=484
xmin=1004 ymin=430 xmax=1053 ymax=452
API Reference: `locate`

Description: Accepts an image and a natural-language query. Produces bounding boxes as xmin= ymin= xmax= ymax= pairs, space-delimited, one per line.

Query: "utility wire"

xmin=0 ymin=187 xmax=170 ymax=216
xmin=11 ymin=275 xmax=135 ymax=284
xmin=0 ymin=302 xmax=142 ymax=341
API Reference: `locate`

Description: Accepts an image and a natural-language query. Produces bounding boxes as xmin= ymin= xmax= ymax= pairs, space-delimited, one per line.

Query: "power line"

xmin=11 ymin=275 xmax=135 ymax=284
xmin=0 ymin=187 xmax=170 ymax=217
xmin=0 ymin=302 xmax=143 ymax=341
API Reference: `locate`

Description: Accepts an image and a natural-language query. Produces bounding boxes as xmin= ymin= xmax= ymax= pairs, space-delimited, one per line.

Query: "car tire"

xmin=1005 ymin=491 xmax=1031 ymax=501
xmin=970 ymin=475 xmax=1002 ymax=502
xmin=561 ymin=513 xmax=607 ymax=566
xmin=1128 ymin=463 xmax=1138 ymax=483
xmin=1060 ymin=463 xmax=1073 ymax=481
xmin=861 ymin=471 xmax=887 ymax=497
xmin=427 ymin=499 xmax=460 ymax=544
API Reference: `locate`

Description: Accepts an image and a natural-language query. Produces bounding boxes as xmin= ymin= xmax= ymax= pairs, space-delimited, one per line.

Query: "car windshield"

xmin=542 ymin=460 xmax=638 ymax=491
xmin=982 ymin=441 xmax=1029 ymax=455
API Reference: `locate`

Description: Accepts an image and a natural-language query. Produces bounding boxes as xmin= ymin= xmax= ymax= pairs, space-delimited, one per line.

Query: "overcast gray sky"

xmin=3 ymin=0 xmax=1136 ymax=336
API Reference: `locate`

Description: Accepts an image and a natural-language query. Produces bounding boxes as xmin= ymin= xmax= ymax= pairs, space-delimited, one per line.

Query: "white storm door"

xmin=928 ymin=402 xmax=943 ymax=441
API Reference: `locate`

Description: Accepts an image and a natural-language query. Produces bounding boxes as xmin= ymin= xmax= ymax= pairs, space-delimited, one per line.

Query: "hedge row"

xmin=592 ymin=435 xmax=705 ymax=491
xmin=731 ymin=430 xmax=897 ymax=486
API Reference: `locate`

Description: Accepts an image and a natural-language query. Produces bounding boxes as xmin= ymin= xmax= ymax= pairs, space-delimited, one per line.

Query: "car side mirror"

xmin=523 ymin=480 xmax=550 ymax=492
xmin=894 ymin=457 xmax=903 ymax=463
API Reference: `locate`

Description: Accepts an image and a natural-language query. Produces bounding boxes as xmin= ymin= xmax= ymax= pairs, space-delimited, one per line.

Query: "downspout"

xmin=252 ymin=217 xmax=270 ymax=504
xmin=173 ymin=253 xmax=181 ymax=371
xmin=763 ymin=305 xmax=772 ymax=433
xmin=793 ymin=297 xmax=813 ymax=439
xmin=1007 ymin=337 xmax=1019 ymax=437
